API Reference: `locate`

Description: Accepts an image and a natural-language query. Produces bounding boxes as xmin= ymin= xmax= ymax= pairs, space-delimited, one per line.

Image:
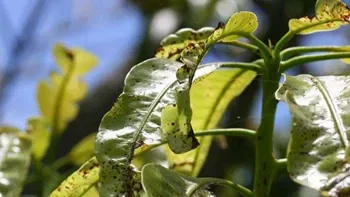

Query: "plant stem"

xmin=134 ymin=128 xmax=257 ymax=157
xmin=274 ymin=158 xmax=287 ymax=171
xmin=214 ymin=62 xmax=264 ymax=72
xmin=253 ymin=66 xmax=281 ymax=197
xmin=281 ymin=52 xmax=350 ymax=72
xmin=280 ymin=45 xmax=350 ymax=59
xmin=219 ymin=40 xmax=260 ymax=55
xmin=195 ymin=128 xmax=256 ymax=139
xmin=243 ymin=33 xmax=272 ymax=62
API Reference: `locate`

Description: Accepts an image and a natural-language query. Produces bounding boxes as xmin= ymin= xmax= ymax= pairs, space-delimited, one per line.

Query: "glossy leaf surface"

xmin=166 ymin=68 xmax=257 ymax=176
xmin=0 ymin=127 xmax=32 ymax=197
xmin=289 ymin=0 xmax=350 ymax=34
xmin=95 ymin=58 xmax=230 ymax=196
xmin=276 ymin=74 xmax=350 ymax=197
xmin=38 ymin=44 xmax=98 ymax=133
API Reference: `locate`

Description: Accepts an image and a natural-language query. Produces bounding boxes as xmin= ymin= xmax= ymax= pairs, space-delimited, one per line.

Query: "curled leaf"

xmin=276 ymin=74 xmax=350 ymax=197
xmin=0 ymin=127 xmax=32 ymax=197
xmin=38 ymin=44 xmax=98 ymax=133
xmin=95 ymin=58 xmax=230 ymax=196
xmin=289 ymin=0 xmax=350 ymax=34
xmin=166 ymin=68 xmax=257 ymax=176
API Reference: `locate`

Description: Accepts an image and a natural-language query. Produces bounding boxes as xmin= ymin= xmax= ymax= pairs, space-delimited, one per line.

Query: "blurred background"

xmin=0 ymin=0 xmax=349 ymax=196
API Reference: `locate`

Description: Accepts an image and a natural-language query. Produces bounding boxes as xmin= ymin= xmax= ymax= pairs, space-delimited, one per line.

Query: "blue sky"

xmin=0 ymin=0 xmax=349 ymax=132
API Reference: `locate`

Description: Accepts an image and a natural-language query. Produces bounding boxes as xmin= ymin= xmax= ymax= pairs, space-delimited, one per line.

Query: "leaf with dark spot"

xmin=276 ymin=74 xmax=350 ymax=197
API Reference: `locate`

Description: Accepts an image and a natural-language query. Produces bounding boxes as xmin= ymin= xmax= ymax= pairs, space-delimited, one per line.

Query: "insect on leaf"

xmin=37 ymin=44 xmax=98 ymax=133
xmin=276 ymin=74 xmax=350 ymax=197
xmin=288 ymin=0 xmax=350 ymax=34
xmin=0 ymin=127 xmax=32 ymax=197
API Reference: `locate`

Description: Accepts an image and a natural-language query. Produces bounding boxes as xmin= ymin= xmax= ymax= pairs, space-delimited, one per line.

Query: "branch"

xmin=280 ymin=52 xmax=350 ymax=72
xmin=281 ymin=46 xmax=350 ymax=59
xmin=0 ymin=0 xmax=49 ymax=119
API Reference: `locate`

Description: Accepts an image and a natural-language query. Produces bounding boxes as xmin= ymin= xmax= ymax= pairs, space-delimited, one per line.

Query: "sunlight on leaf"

xmin=276 ymin=74 xmax=350 ymax=197
xmin=69 ymin=133 xmax=96 ymax=166
xmin=166 ymin=68 xmax=257 ymax=176
xmin=289 ymin=0 xmax=350 ymax=34
xmin=38 ymin=44 xmax=98 ymax=133
xmin=0 ymin=127 xmax=32 ymax=197
xmin=155 ymin=28 xmax=214 ymax=60
xmin=95 ymin=58 xmax=231 ymax=196
xmin=27 ymin=117 xmax=50 ymax=161
xmin=207 ymin=11 xmax=258 ymax=44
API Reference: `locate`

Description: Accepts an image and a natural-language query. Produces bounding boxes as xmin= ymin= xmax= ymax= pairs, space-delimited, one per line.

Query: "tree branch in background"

xmin=0 ymin=0 xmax=49 ymax=120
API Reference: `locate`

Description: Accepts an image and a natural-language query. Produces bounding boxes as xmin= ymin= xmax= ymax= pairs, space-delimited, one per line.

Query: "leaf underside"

xmin=276 ymin=74 xmax=350 ymax=197
xmin=0 ymin=127 xmax=32 ymax=197
xmin=289 ymin=0 xmax=350 ymax=34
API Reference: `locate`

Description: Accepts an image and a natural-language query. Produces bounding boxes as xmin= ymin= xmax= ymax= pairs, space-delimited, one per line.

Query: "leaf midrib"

xmin=313 ymin=77 xmax=349 ymax=148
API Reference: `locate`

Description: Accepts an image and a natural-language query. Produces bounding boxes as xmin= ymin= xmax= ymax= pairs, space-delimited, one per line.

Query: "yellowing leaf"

xmin=69 ymin=133 xmax=96 ymax=166
xmin=155 ymin=28 xmax=214 ymax=60
xmin=208 ymin=11 xmax=258 ymax=43
xmin=289 ymin=0 xmax=350 ymax=34
xmin=166 ymin=68 xmax=257 ymax=176
xmin=38 ymin=44 xmax=98 ymax=133
xmin=156 ymin=11 xmax=258 ymax=62
xmin=49 ymin=157 xmax=100 ymax=197
xmin=27 ymin=117 xmax=51 ymax=161
xmin=53 ymin=44 xmax=98 ymax=76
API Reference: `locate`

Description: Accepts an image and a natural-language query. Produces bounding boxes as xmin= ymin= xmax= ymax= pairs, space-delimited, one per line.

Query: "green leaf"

xmin=207 ymin=11 xmax=258 ymax=44
xmin=155 ymin=28 xmax=214 ymax=60
xmin=27 ymin=117 xmax=51 ymax=161
xmin=341 ymin=46 xmax=350 ymax=63
xmin=141 ymin=164 xmax=214 ymax=197
xmin=161 ymin=11 xmax=258 ymax=156
xmin=166 ymin=68 xmax=257 ymax=176
xmin=156 ymin=11 xmax=258 ymax=62
xmin=288 ymin=0 xmax=350 ymax=34
xmin=95 ymin=58 xmax=227 ymax=196
xmin=38 ymin=44 xmax=98 ymax=133
xmin=69 ymin=133 xmax=96 ymax=166
xmin=0 ymin=127 xmax=32 ymax=197
xmin=49 ymin=157 xmax=100 ymax=197
xmin=141 ymin=163 xmax=253 ymax=197
xmin=276 ymin=74 xmax=350 ymax=197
